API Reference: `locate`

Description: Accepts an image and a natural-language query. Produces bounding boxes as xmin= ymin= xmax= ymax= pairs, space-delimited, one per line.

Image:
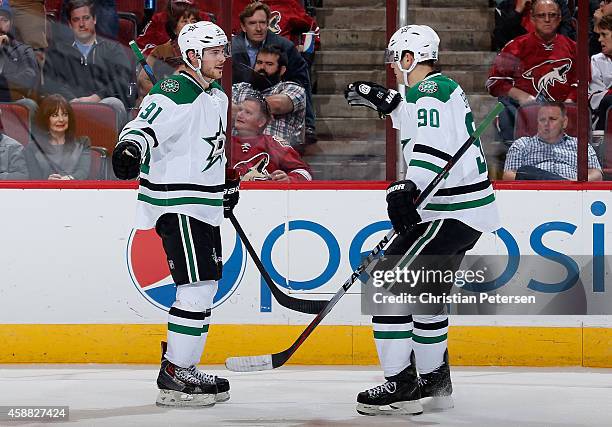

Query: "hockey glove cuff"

xmin=386 ymin=180 xmax=422 ymax=234
xmin=344 ymin=81 xmax=402 ymax=116
xmin=224 ymin=168 xmax=240 ymax=218
xmin=112 ymin=140 xmax=141 ymax=180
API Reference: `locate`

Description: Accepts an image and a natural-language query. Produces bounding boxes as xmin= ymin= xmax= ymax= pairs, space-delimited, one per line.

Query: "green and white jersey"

xmin=390 ymin=73 xmax=500 ymax=233
xmin=118 ymin=72 xmax=228 ymax=229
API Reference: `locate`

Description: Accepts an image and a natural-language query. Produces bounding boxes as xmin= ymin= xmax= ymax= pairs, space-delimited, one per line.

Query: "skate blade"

xmin=155 ymin=389 xmax=216 ymax=407
xmin=215 ymin=391 xmax=230 ymax=402
xmin=421 ymin=395 xmax=454 ymax=411
xmin=356 ymin=400 xmax=423 ymax=416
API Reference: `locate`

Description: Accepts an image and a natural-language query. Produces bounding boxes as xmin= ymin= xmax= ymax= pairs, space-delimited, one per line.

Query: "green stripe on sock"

xmin=168 ymin=322 xmax=203 ymax=336
xmin=202 ymin=324 xmax=209 ymax=333
xmin=412 ymin=333 xmax=448 ymax=344
xmin=373 ymin=330 xmax=413 ymax=339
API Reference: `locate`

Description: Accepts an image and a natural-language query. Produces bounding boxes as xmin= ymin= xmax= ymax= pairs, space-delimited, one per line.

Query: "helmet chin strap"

xmin=396 ymin=54 xmax=421 ymax=87
xmin=186 ymin=56 xmax=213 ymax=85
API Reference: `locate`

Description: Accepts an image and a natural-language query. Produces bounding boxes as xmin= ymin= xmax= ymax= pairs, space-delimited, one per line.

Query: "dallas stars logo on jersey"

xmin=160 ymin=79 xmax=180 ymax=93
xmin=418 ymin=80 xmax=438 ymax=94
xmin=202 ymin=118 xmax=226 ymax=172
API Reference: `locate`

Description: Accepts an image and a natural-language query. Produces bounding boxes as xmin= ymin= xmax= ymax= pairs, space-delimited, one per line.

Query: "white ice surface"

xmin=1 ymin=365 xmax=611 ymax=427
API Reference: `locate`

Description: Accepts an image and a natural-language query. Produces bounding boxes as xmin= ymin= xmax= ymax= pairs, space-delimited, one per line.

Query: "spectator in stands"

xmin=0 ymin=108 xmax=28 ymax=179
xmin=42 ymin=0 xmax=131 ymax=126
xmin=590 ymin=0 xmax=612 ymax=55
xmin=590 ymin=14 xmax=612 ymax=132
xmin=487 ymin=0 xmax=577 ymax=146
xmin=493 ymin=0 xmax=574 ymax=51
xmin=231 ymin=0 xmax=320 ymax=66
xmin=54 ymin=0 xmax=120 ymax=43
xmin=24 ymin=94 xmax=91 ymax=180
xmin=10 ymin=0 xmax=46 ymax=68
xmin=136 ymin=0 xmax=212 ymax=56
xmin=232 ymin=1 xmax=316 ymax=145
xmin=594 ymin=0 xmax=612 ymax=28
xmin=232 ymin=96 xmax=312 ymax=182
xmin=503 ymin=102 xmax=602 ymax=181
xmin=233 ymin=46 xmax=306 ymax=148
xmin=0 ymin=2 xmax=39 ymax=107
xmin=136 ymin=0 xmax=199 ymax=104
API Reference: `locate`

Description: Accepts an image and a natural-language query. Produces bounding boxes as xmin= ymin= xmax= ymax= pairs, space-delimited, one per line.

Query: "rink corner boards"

xmin=1 ymin=324 xmax=611 ymax=367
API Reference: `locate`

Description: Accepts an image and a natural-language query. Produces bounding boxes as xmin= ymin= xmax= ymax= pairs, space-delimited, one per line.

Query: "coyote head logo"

xmin=269 ymin=11 xmax=282 ymax=34
xmin=522 ymin=58 xmax=572 ymax=100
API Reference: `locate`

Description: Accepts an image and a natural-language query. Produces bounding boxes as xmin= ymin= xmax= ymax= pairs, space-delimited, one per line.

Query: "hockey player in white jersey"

xmin=345 ymin=25 xmax=500 ymax=415
xmin=111 ymin=21 xmax=238 ymax=407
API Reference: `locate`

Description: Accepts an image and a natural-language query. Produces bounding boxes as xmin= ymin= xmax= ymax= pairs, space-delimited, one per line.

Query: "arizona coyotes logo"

xmin=234 ymin=152 xmax=271 ymax=181
xmin=269 ymin=11 xmax=282 ymax=34
xmin=522 ymin=58 xmax=572 ymax=100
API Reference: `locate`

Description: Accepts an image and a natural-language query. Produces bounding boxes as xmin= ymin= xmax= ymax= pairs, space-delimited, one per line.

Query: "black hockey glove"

xmin=224 ymin=168 xmax=240 ymax=218
xmin=112 ymin=140 xmax=141 ymax=180
xmin=386 ymin=180 xmax=422 ymax=235
xmin=344 ymin=81 xmax=402 ymax=117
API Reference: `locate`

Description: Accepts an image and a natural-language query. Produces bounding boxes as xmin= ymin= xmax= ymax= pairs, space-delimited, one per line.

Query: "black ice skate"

xmin=160 ymin=341 xmax=229 ymax=403
xmin=419 ymin=349 xmax=454 ymax=410
xmin=189 ymin=365 xmax=231 ymax=402
xmin=356 ymin=352 xmax=423 ymax=416
xmin=156 ymin=344 xmax=217 ymax=407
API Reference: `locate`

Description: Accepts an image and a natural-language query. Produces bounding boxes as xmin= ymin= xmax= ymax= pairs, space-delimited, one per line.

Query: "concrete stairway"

xmin=306 ymin=0 xmax=498 ymax=180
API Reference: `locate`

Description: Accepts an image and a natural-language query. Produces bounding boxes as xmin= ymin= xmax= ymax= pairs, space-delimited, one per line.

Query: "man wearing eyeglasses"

xmin=487 ymin=0 xmax=577 ymax=148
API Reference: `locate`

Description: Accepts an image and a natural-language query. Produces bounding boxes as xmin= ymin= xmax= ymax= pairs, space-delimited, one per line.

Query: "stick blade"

xmin=225 ymin=354 xmax=273 ymax=372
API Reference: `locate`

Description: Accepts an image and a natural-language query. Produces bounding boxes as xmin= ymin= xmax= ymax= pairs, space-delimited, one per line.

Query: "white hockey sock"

xmin=412 ymin=314 xmax=448 ymax=374
xmin=165 ymin=280 xmax=218 ymax=368
xmin=372 ymin=315 xmax=414 ymax=378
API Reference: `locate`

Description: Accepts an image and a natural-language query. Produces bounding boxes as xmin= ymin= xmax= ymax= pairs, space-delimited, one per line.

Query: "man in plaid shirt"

xmin=503 ymin=102 xmax=602 ymax=181
xmin=232 ymin=45 xmax=306 ymax=147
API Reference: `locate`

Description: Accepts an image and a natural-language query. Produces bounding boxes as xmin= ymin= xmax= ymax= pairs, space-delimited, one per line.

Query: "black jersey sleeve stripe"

xmin=413 ymin=144 xmax=452 ymax=162
xmin=140 ymin=178 xmax=225 ymax=193
xmin=141 ymin=127 xmax=160 ymax=148
xmin=434 ymin=179 xmax=492 ymax=197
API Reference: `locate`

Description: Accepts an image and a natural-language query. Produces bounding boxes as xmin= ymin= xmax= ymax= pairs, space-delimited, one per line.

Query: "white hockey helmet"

xmin=178 ymin=21 xmax=230 ymax=74
xmin=385 ymin=25 xmax=440 ymax=85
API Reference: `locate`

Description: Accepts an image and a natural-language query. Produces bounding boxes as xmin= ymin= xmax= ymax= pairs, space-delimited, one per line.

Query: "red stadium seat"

xmin=0 ymin=103 xmax=31 ymax=145
xmin=118 ymin=12 xmax=138 ymax=47
xmin=116 ymin=0 xmax=145 ymax=26
xmin=89 ymin=146 xmax=108 ymax=180
xmin=71 ymin=103 xmax=118 ymax=156
xmin=514 ymin=103 xmax=578 ymax=140
xmin=44 ymin=0 xmax=62 ymax=17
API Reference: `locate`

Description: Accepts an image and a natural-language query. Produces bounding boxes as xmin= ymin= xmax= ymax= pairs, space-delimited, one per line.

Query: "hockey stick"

xmin=225 ymin=101 xmax=504 ymax=372
xmin=130 ymin=41 xmax=156 ymax=85
xmin=128 ymin=42 xmax=327 ymax=314
xmin=228 ymin=212 xmax=328 ymax=314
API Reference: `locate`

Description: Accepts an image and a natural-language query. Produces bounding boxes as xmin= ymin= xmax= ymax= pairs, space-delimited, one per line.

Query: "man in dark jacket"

xmin=42 ymin=0 xmax=131 ymax=126
xmin=0 ymin=2 xmax=38 ymax=105
xmin=232 ymin=1 xmax=316 ymax=145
